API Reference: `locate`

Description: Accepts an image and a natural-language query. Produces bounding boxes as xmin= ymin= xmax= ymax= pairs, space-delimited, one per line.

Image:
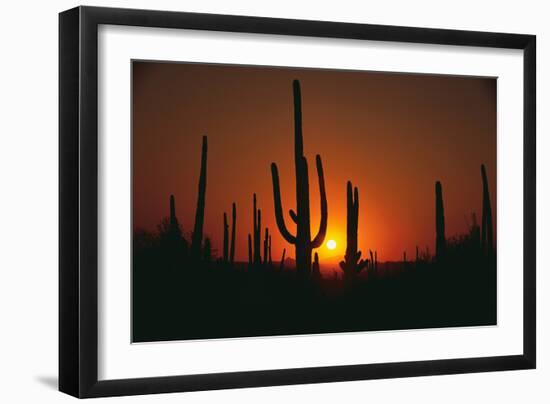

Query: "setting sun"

xmin=327 ymin=240 xmax=337 ymax=250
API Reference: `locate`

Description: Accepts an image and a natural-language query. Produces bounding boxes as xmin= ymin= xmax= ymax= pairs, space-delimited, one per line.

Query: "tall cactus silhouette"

xmin=271 ymin=80 xmax=328 ymax=275
xmin=191 ymin=136 xmax=207 ymax=260
xmin=435 ymin=181 xmax=446 ymax=262
xmin=339 ymin=181 xmax=368 ymax=279
xmin=222 ymin=212 xmax=229 ymax=263
xmin=252 ymin=194 xmax=262 ymax=266
xmin=480 ymin=164 xmax=494 ymax=256
xmin=230 ymin=202 xmax=236 ymax=265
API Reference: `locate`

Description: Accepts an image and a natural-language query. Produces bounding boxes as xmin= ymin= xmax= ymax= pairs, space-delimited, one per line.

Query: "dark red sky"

xmin=132 ymin=61 xmax=496 ymax=264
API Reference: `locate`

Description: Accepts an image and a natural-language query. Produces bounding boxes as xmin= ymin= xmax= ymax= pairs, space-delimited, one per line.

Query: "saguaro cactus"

xmin=169 ymin=194 xmax=182 ymax=240
xmin=312 ymin=252 xmax=321 ymax=280
xmin=166 ymin=194 xmax=187 ymax=259
xmin=263 ymin=228 xmax=269 ymax=265
xmin=339 ymin=181 xmax=368 ymax=279
xmin=279 ymin=248 xmax=286 ymax=271
xmin=252 ymin=194 xmax=262 ymax=265
xmin=230 ymin=203 xmax=236 ymax=265
xmin=271 ymin=80 xmax=328 ymax=275
xmin=169 ymin=195 xmax=178 ymax=229
xmin=480 ymin=164 xmax=494 ymax=256
xmin=435 ymin=181 xmax=446 ymax=262
xmin=222 ymin=212 xmax=229 ymax=263
xmin=191 ymin=136 xmax=207 ymax=260
xmin=369 ymin=250 xmax=374 ymax=270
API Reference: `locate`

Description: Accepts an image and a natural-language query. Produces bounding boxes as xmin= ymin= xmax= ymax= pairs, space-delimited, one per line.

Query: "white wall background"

xmin=0 ymin=0 xmax=546 ymax=402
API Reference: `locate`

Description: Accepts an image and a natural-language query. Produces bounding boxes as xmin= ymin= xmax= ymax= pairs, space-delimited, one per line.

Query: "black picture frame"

xmin=59 ymin=5 xmax=536 ymax=398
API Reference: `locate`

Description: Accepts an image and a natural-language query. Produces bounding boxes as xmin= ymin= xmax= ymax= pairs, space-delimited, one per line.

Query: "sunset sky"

xmin=132 ymin=61 xmax=496 ymax=265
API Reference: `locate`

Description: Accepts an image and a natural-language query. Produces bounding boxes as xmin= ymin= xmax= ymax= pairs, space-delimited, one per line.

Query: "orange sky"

xmin=132 ymin=61 xmax=496 ymax=264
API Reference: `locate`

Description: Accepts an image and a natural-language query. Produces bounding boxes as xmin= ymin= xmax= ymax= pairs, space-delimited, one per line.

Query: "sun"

xmin=326 ymin=239 xmax=337 ymax=250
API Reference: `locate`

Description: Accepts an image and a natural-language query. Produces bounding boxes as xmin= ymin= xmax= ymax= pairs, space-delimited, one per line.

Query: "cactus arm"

xmin=357 ymin=259 xmax=368 ymax=273
xmin=271 ymin=162 xmax=297 ymax=244
xmin=289 ymin=209 xmax=298 ymax=224
xmin=311 ymin=155 xmax=328 ymax=248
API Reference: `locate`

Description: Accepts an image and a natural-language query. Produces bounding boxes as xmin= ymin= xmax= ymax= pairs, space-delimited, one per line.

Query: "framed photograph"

xmin=59 ymin=6 xmax=536 ymax=398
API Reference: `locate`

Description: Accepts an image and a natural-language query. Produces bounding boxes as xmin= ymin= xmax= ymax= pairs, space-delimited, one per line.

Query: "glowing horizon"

xmin=132 ymin=61 xmax=496 ymax=263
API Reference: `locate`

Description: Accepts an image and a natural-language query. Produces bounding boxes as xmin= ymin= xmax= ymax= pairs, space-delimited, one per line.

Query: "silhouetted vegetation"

xmin=191 ymin=135 xmax=207 ymax=260
xmin=481 ymin=164 xmax=494 ymax=257
xmin=339 ymin=181 xmax=368 ymax=283
xmin=435 ymin=180 xmax=446 ymax=262
xmin=271 ymin=80 xmax=328 ymax=276
xmin=132 ymin=80 xmax=496 ymax=343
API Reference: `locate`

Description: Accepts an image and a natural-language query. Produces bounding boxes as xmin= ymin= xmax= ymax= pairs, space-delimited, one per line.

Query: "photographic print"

xmin=132 ymin=61 xmax=497 ymax=343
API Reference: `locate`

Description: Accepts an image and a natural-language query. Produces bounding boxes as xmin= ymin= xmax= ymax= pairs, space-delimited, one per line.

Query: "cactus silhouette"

xmin=263 ymin=228 xmax=269 ymax=265
xmin=164 ymin=194 xmax=187 ymax=258
xmin=191 ymin=136 xmax=207 ymax=260
xmin=230 ymin=203 xmax=236 ymax=265
xmin=369 ymin=250 xmax=374 ymax=270
xmin=279 ymin=248 xmax=286 ymax=271
xmin=222 ymin=212 xmax=229 ymax=263
xmin=480 ymin=164 xmax=494 ymax=256
xmin=168 ymin=194 xmax=184 ymax=246
xmin=312 ymin=252 xmax=321 ymax=280
xmin=252 ymin=194 xmax=262 ymax=266
xmin=435 ymin=181 xmax=446 ymax=262
xmin=339 ymin=181 xmax=368 ymax=279
xmin=169 ymin=195 xmax=181 ymax=238
xmin=271 ymin=80 xmax=328 ymax=275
